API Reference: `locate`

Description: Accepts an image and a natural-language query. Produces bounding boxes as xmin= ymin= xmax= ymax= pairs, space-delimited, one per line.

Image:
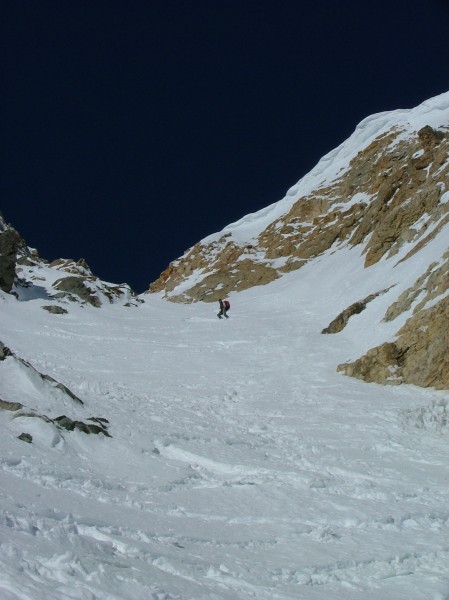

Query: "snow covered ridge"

xmin=0 ymin=213 xmax=140 ymax=309
xmin=146 ymin=92 xmax=449 ymax=389
xmin=19 ymin=255 xmax=140 ymax=309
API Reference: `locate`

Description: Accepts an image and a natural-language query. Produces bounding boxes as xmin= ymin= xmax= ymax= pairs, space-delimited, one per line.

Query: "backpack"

xmin=224 ymin=300 xmax=230 ymax=310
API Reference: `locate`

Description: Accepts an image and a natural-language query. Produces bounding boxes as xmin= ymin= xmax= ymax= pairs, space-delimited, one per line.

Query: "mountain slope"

xmin=148 ymin=92 xmax=449 ymax=389
xmin=0 ymin=212 xmax=140 ymax=309
xmin=1 ymin=93 xmax=449 ymax=599
xmin=1 ymin=254 xmax=449 ymax=599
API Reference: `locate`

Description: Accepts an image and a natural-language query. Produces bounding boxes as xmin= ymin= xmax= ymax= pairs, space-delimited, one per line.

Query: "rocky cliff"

xmin=0 ymin=213 xmax=30 ymax=293
xmin=147 ymin=92 xmax=449 ymax=389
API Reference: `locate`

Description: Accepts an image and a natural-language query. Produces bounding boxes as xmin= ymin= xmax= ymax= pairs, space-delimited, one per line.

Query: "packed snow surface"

xmin=1 ymin=242 xmax=449 ymax=600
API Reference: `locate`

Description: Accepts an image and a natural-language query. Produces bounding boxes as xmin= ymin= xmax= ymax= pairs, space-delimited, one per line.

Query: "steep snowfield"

xmin=1 ymin=239 xmax=449 ymax=599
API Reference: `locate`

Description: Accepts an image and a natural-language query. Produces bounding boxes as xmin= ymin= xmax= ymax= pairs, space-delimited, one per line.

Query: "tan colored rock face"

xmin=148 ymin=125 xmax=449 ymax=304
xmin=148 ymin=236 xmax=278 ymax=302
xmin=335 ymin=241 xmax=449 ymax=389
xmin=338 ymin=296 xmax=449 ymax=389
xmin=385 ymin=251 xmax=449 ymax=322
xmin=337 ymin=342 xmax=405 ymax=386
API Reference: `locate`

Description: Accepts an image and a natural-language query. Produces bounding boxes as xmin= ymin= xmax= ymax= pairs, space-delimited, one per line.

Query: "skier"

xmin=217 ymin=298 xmax=230 ymax=319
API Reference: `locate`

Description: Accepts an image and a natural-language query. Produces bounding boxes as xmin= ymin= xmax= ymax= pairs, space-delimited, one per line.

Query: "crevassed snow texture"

xmin=1 ymin=242 xmax=449 ymax=600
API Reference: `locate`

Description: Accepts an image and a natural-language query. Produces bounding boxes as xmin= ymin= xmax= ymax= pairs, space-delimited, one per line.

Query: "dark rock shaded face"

xmin=0 ymin=224 xmax=21 ymax=293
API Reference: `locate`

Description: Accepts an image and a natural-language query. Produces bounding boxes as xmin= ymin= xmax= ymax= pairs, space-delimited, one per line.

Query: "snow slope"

xmin=1 ymin=239 xmax=449 ymax=599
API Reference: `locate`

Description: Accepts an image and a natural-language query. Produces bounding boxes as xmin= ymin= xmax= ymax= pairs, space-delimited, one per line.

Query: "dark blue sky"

xmin=2 ymin=1 xmax=449 ymax=292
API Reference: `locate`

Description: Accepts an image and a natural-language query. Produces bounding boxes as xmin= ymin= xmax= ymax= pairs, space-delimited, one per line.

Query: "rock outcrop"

xmin=49 ymin=258 xmax=139 ymax=307
xmin=53 ymin=415 xmax=111 ymax=436
xmin=148 ymin=236 xmax=278 ymax=302
xmin=322 ymin=289 xmax=390 ymax=334
xmin=53 ymin=273 xmax=102 ymax=307
xmin=0 ymin=212 xmax=45 ymax=295
xmin=337 ymin=247 xmax=449 ymax=389
xmin=0 ymin=399 xmax=24 ymax=412
xmin=13 ymin=413 xmax=111 ymax=438
xmin=0 ymin=340 xmax=13 ymax=361
xmin=42 ymin=305 xmax=68 ymax=315
xmin=338 ymin=295 xmax=449 ymax=389
xmin=0 ymin=214 xmax=22 ymax=293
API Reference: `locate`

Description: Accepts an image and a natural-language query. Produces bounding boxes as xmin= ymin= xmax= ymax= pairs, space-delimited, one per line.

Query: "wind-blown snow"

xmin=1 ymin=235 xmax=449 ymax=599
